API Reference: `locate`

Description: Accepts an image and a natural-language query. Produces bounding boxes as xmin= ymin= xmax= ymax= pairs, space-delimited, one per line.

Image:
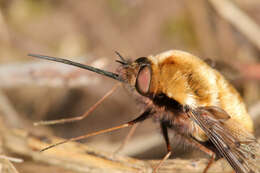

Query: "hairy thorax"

xmin=147 ymin=50 xmax=253 ymax=142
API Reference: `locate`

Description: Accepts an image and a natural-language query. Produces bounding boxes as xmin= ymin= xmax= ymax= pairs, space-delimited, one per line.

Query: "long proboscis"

xmin=28 ymin=54 xmax=125 ymax=82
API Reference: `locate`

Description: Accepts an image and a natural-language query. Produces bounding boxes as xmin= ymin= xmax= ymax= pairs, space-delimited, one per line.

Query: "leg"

xmin=114 ymin=102 xmax=154 ymax=154
xmin=203 ymin=154 xmax=215 ymax=173
xmin=114 ymin=123 xmax=139 ymax=154
xmin=40 ymin=108 xmax=151 ymax=152
xmin=153 ymin=122 xmax=172 ymax=173
xmin=34 ymin=83 xmax=120 ymax=126
xmin=183 ymin=137 xmax=216 ymax=173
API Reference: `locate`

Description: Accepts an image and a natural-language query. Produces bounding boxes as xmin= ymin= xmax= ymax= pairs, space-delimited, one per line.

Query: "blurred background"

xmin=0 ymin=0 xmax=260 ymax=172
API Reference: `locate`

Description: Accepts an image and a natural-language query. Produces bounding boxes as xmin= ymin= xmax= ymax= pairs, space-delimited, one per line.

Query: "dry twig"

xmin=1 ymin=128 xmax=234 ymax=173
xmin=0 ymin=58 xmax=108 ymax=88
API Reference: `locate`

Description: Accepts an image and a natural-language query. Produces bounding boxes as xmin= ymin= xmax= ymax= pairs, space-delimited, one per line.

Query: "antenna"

xmin=115 ymin=51 xmax=128 ymax=65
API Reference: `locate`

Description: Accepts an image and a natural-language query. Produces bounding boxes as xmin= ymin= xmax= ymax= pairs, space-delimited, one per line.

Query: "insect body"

xmin=29 ymin=50 xmax=260 ymax=173
xmin=120 ymin=50 xmax=253 ymax=141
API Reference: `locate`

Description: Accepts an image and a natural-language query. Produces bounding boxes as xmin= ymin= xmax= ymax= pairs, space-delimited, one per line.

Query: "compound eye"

xmin=135 ymin=65 xmax=151 ymax=95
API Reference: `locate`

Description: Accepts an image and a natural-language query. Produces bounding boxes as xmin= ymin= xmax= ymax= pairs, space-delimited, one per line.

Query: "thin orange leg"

xmin=34 ymin=83 xmax=120 ymax=126
xmin=184 ymin=137 xmax=216 ymax=173
xmin=114 ymin=123 xmax=138 ymax=154
xmin=40 ymin=108 xmax=151 ymax=152
xmin=203 ymin=153 xmax=216 ymax=173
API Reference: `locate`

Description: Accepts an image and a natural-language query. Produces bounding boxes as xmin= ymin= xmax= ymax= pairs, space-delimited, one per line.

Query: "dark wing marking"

xmin=186 ymin=106 xmax=260 ymax=173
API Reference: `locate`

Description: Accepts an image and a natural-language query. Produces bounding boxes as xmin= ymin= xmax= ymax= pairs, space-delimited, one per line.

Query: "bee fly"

xmin=28 ymin=50 xmax=260 ymax=173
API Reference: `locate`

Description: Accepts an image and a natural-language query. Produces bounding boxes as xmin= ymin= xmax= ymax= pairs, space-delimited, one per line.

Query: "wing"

xmin=186 ymin=106 xmax=260 ymax=173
